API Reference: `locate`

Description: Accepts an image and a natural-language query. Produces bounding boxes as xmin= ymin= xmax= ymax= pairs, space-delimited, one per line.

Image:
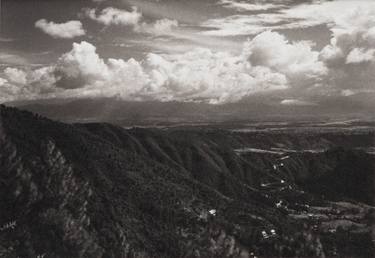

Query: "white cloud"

xmin=54 ymin=41 xmax=109 ymax=89
xmin=29 ymin=67 xmax=59 ymax=93
xmin=201 ymin=3 xmax=375 ymax=98
xmin=320 ymin=7 xmax=375 ymax=65
xmin=0 ymin=66 xmax=58 ymax=103
xmin=0 ymin=77 xmax=7 ymax=86
xmin=346 ymin=48 xmax=375 ymax=64
xmin=5 ymin=3 xmax=375 ymax=106
xmin=219 ymin=0 xmax=285 ymax=12
xmin=86 ymin=6 xmax=178 ymax=36
xmin=53 ymin=41 xmax=149 ymax=97
xmin=135 ymin=19 xmax=178 ymax=36
xmin=4 ymin=67 xmax=27 ymax=85
xmin=51 ymin=41 xmax=287 ymax=103
xmin=201 ymin=0 xmax=375 ymax=37
xmin=0 ymin=76 xmax=27 ymax=103
xmin=340 ymin=89 xmax=375 ymax=97
xmin=243 ymin=31 xmax=327 ymax=89
xmin=143 ymin=48 xmax=287 ymax=103
xmin=318 ymin=6 xmax=375 ymax=93
xmin=35 ymin=19 xmax=85 ymax=39
xmin=280 ymin=99 xmax=316 ymax=106
xmin=0 ymin=78 xmax=16 ymax=103
xmin=0 ymin=41 xmax=290 ymax=104
xmin=201 ymin=14 xmax=280 ymax=37
xmin=85 ymin=7 xmax=142 ymax=26
xmin=341 ymin=89 xmax=355 ymax=97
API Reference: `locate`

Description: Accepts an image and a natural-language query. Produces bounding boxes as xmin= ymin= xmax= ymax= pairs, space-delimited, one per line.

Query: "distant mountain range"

xmin=0 ymin=105 xmax=374 ymax=257
xmin=6 ymin=97 xmax=375 ymax=125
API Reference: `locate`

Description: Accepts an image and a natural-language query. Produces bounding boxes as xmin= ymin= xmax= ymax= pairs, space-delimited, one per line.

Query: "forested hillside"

xmin=0 ymin=105 xmax=374 ymax=258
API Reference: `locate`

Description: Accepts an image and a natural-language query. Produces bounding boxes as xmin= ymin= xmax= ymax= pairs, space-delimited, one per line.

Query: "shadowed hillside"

xmin=0 ymin=105 xmax=374 ymax=258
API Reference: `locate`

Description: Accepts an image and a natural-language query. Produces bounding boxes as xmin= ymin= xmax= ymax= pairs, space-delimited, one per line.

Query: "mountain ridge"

xmin=0 ymin=105 xmax=374 ymax=257
xmin=7 ymin=98 xmax=375 ymax=124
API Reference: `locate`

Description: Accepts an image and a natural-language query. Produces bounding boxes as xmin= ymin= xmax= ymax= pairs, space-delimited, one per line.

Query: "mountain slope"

xmin=0 ymin=105 xmax=374 ymax=258
xmin=0 ymin=105 xmax=297 ymax=257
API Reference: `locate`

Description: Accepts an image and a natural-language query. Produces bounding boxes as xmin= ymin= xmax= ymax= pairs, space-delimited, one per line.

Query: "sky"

xmin=0 ymin=0 xmax=374 ymax=114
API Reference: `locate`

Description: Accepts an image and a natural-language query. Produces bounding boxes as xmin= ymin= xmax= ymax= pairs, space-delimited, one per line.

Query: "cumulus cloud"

xmin=243 ymin=31 xmax=327 ymax=89
xmin=202 ymin=4 xmax=375 ymax=98
xmin=4 ymin=67 xmax=27 ymax=85
xmin=0 ymin=78 xmax=15 ymax=103
xmin=201 ymin=3 xmax=375 ymax=100
xmin=54 ymin=41 xmax=109 ymax=89
xmin=320 ymin=7 xmax=375 ymax=65
xmin=0 ymin=40 xmax=290 ymax=104
xmin=0 ymin=77 xmax=7 ymax=86
xmin=346 ymin=48 xmax=375 ymax=64
xmin=4 ymin=3 xmax=375 ymax=106
xmin=51 ymin=41 xmax=150 ymax=99
xmin=50 ymin=41 xmax=287 ymax=103
xmin=143 ymin=48 xmax=287 ymax=103
xmin=0 ymin=65 xmax=58 ymax=103
xmin=85 ymin=7 xmax=142 ymax=26
xmin=85 ymin=6 xmax=178 ymax=36
xmin=318 ymin=6 xmax=375 ymax=94
xmin=35 ymin=19 xmax=85 ymax=39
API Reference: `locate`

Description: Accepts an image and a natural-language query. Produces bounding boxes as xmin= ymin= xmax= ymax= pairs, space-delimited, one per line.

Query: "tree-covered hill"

xmin=0 ymin=105 xmax=374 ymax=257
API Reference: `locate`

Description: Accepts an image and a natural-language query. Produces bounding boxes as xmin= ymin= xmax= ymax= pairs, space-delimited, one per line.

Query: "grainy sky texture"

xmin=0 ymin=0 xmax=374 ymax=112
